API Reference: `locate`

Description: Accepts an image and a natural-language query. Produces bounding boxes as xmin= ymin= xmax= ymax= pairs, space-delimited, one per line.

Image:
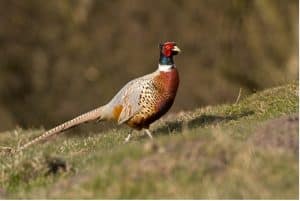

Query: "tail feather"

xmin=16 ymin=106 xmax=105 ymax=153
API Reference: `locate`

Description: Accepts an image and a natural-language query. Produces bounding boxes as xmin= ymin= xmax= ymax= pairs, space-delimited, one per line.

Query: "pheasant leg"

xmin=144 ymin=129 xmax=153 ymax=139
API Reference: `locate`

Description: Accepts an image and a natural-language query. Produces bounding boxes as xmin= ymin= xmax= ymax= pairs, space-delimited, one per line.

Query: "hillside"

xmin=0 ymin=82 xmax=298 ymax=199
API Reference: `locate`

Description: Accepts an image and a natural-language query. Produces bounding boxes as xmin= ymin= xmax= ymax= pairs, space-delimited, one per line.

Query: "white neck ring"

xmin=158 ymin=64 xmax=174 ymax=72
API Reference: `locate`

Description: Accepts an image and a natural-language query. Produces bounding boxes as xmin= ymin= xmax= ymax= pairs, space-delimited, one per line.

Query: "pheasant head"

xmin=159 ymin=42 xmax=181 ymax=71
xmin=160 ymin=41 xmax=181 ymax=56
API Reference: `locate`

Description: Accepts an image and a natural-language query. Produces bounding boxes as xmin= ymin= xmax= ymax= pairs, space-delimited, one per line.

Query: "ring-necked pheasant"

xmin=15 ymin=41 xmax=181 ymax=152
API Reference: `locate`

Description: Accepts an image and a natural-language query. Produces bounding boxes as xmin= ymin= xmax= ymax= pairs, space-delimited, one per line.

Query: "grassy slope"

xmin=0 ymin=82 xmax=298 ymax=199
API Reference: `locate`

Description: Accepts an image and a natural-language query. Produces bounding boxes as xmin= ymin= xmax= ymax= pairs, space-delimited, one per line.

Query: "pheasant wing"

xmin=113 ymin=73 xmax=156 ymax=124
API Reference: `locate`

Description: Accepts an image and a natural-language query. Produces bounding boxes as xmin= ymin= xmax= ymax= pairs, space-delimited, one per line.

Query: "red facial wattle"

xmin=163 ymin=43 xmax=174 ymax=57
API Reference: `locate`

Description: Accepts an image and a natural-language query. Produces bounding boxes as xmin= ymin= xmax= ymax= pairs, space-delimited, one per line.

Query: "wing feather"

xmin=107 ymin=71 xmax=158 ymax=124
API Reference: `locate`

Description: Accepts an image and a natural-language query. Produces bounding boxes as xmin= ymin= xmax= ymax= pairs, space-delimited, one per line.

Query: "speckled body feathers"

xmin=127 ymin=68 xmax=179 ymax=129
xmin=105 ymin=68 xmax=179 ymax=130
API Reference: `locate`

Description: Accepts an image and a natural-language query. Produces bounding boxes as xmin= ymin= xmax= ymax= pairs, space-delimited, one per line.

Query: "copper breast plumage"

xmin=125 ymin=68 xmax=179 ymax=129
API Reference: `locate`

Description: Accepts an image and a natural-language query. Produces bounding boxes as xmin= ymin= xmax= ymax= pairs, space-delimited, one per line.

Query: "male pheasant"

xmin=15 ymin=41 xmax=181 ymax=152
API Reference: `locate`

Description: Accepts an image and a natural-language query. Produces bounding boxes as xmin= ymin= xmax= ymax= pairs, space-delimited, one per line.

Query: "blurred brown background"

xmin=0 ymin=0 xmax=298 ymax=132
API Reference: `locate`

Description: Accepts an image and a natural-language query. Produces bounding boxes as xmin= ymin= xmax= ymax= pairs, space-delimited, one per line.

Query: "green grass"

xmin=0 ymin=82 xmax=298 ymax=199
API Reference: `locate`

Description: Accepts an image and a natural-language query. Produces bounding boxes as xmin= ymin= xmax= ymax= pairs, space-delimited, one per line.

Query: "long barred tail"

xmin=15 ymin=106 xmax=105 ymax=153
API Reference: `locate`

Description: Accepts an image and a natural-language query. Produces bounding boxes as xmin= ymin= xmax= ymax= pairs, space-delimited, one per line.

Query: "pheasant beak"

xmin=172 ymin=45 xmax=181 ymax=53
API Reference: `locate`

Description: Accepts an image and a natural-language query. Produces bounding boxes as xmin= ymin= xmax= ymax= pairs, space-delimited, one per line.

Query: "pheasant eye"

xmin=165 ymin=44 xmax=173 ymax=50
